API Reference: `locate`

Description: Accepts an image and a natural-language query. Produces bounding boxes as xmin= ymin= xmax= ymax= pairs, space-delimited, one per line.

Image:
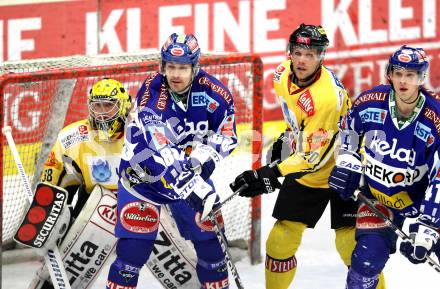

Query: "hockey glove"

xmin=230 ymin=164 xmax=281 ymax=198
xmin=400 ymin=219 xmax=439 ymax=264
xmin=328 ymin=153 xmax=363 ymax=201
xmin=266 ymin=129 xmax=292 ymax=164
xmin=189 ymin=144 xmax=221 ymax=181
xmin=176 ymin=174 xmax=220 ymax=215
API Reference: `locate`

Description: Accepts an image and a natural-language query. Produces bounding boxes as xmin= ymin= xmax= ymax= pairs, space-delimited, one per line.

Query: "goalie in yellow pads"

xmin=25 ymin=78 xmax=130 ymax=289
xmin=230 ymin=24 xmax=386 ymax=289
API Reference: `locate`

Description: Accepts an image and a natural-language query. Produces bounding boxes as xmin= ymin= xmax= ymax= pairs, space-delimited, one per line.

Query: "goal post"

xmin=0 ymin=53 xmax=263 ymax=264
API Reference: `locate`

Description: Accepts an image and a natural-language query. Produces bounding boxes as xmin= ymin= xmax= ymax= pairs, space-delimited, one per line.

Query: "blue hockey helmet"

xmin=387 ymin=45 xmax=429 ymax=77
xmin=160 ymin=33 xmax=201 ymax=75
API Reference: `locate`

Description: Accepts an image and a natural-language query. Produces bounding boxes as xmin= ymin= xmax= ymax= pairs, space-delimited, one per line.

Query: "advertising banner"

xmin=1 ymin=0 xmax=439 ymax=125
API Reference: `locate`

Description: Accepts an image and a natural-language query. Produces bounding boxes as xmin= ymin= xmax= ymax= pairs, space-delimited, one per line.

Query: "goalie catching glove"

xmin=400 ymin=219 xmax=439 ymax=264
xmin=230 ymin=163 xmax=281 ymax=198
xmin=329 ymin=153 xmax=363 ymax=200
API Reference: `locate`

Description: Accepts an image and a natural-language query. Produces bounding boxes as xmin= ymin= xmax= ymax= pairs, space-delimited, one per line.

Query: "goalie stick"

xmin=2 ymin=126 xmax=72 ymax=289
xmin=353 ymin=190 xmax=440 ymax=273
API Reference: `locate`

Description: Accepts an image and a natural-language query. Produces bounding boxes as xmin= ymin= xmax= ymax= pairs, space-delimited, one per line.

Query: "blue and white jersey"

xmin=119 ymin=69 xmax=237 ymax=204
xmin=340 ymin=84 xmax=440 ymax=227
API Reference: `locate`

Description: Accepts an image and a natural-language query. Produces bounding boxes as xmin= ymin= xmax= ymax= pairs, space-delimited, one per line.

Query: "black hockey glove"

xmin=266 ymin=129 xmax=292 ymax=164
xmin=230 ymin=164 xmax=281 ymax=198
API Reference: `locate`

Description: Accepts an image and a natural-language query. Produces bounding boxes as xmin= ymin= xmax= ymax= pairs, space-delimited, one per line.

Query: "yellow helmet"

xmin=88 ymin=78 xmax=131 ymax=141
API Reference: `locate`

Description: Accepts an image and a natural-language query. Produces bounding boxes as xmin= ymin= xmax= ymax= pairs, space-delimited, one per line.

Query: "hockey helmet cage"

xmin=387 ymin=45 xmax=429 ymax=78
xmin=88 ymin=78 xmax=131 ymax=140
xmin=160 ymin=33 xmax=201 ymax=75
xmin=288 ymin=23 xmax=329 ymax=57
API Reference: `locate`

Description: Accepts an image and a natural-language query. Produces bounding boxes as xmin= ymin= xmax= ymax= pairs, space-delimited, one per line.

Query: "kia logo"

xmin=98 ymin=205 xmax=117 ymax=225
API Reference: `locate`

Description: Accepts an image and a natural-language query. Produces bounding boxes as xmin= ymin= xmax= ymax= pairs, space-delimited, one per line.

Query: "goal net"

xmin=0 ymin=52 xmax=263 ymax=264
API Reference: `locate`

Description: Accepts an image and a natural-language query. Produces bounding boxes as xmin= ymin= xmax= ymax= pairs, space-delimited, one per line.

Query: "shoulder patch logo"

xmin=78 ymin=125 xmax=88 ymax=134
xmin=60 ymin=126 xmax=90 ymax=149
xmin=198 ymin=77 xmax=232 ymax=104
xmin=359 ymin=108 xmax=387 ymax=124
xmin=140 ymin=72 xmax=159 ymax=108
xmin=296 ymin=90 xmax=315 ymax=116
xmin=191 ymin=92 xmax=219 ymax=112
xmin=414 ymin=121 xmax=434 ymax=146
xmin=44 ymin=151 xmax=58 ymax=167
xmin=156 ymin=85 xmax=168 ymax=110
xmin=273 ymin=64 xmax=285 ymax=83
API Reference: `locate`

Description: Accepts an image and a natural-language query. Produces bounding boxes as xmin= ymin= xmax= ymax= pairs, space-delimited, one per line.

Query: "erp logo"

xmin=191 ymin=92 xmax=219 ymax=112
xmin=414 ymin=121 xmax=433 ymax=144
xmin=359 ymin=108 xmax=387 ymax=124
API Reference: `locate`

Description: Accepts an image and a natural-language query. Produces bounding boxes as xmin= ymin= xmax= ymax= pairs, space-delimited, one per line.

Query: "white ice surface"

xmin=2 ymin=191 xmax=439 ymax=288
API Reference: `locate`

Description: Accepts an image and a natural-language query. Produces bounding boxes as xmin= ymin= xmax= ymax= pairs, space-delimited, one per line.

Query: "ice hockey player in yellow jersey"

xmin=231 ymin=24 xmax=385 ymax=289
xmin=28 ymin=78 xmax=131 ymax=289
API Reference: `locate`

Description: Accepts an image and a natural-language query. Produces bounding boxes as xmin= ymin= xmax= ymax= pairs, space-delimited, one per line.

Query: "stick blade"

xmin=201 ymin=194 xmax=217 ymax=222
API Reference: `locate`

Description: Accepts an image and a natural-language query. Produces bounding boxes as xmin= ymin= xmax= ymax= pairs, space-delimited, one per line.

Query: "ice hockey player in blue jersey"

xmin=329 ymin=45 xmax=440 ymax=289
xmin=106 ymin=33 xmax=237 ymax=289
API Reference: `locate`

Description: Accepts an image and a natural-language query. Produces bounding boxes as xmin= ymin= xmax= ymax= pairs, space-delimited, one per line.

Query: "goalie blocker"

xmin=27 ymin=185 xmax=201 ymax=289
xmin=14 ymin=183 xmax=70 ymax=250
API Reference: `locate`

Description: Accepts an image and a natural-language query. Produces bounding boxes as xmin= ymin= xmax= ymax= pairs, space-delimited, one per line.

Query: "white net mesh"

xmin=1 ymin=53 xmax=262 ymax=258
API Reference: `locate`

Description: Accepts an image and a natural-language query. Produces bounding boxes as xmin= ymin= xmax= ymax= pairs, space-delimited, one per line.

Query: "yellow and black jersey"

xmin=273 ymin=60 xmax=350 ymax=188
xmin=40 ymin=119 xmax=124 ymax=193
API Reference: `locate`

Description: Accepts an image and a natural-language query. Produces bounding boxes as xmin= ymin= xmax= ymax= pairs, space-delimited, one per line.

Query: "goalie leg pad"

xmin=107 ymin=238 xmax=155 ymax=289
xmin=265 ymin=220 xmax=306 ymax=289
xmin=28 ymin=185 xmax=118 ymax=289
xmin=193 ymin=239 xmax=228 ymax=289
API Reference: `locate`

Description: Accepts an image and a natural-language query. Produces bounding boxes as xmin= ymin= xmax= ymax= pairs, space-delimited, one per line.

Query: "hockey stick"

xmin=202 ymin=184 xmax=248 ymax=222
xmin=2 ymin=126 xmax=72 ymax=289
xmin=209 ymin=212 xmax=245 ymax=289
xmin=353 ymin=190 xmax=440 ymax=273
